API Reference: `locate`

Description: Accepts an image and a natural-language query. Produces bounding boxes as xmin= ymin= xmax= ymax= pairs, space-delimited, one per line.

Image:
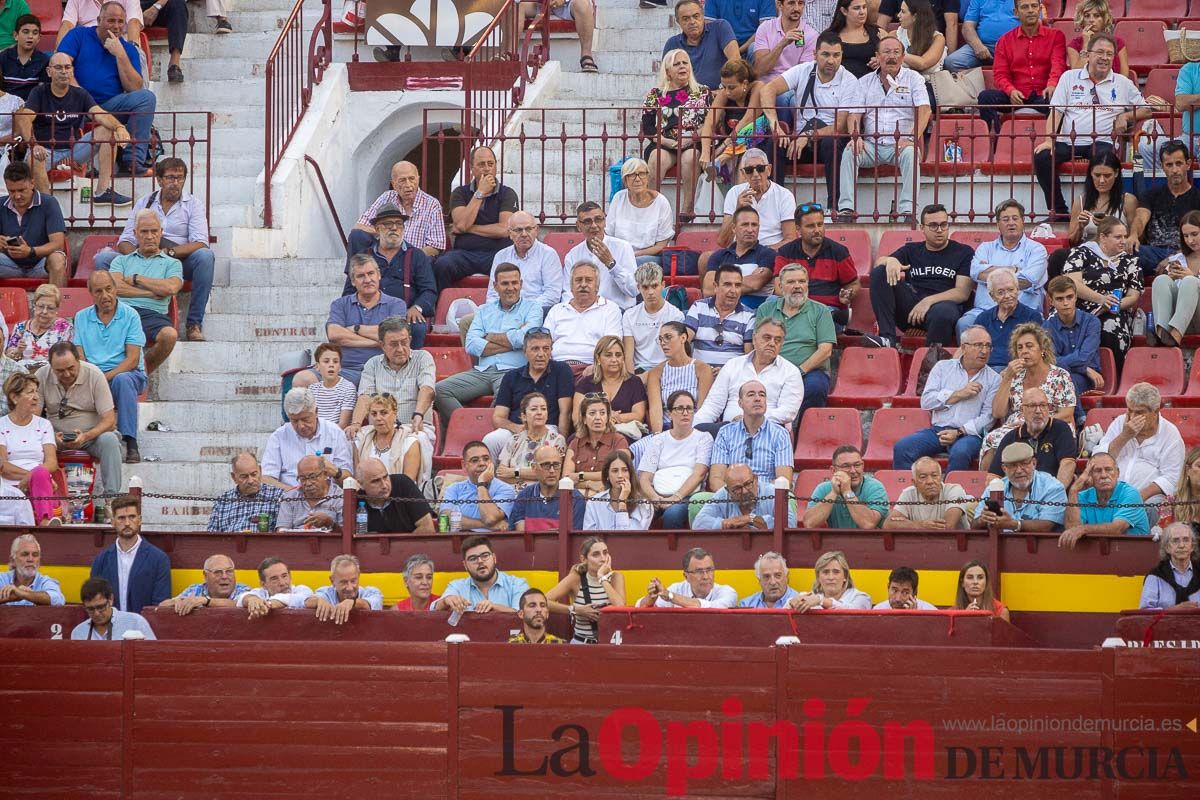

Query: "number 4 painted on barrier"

xmin=609 ymin=630 xmax=622 ymax=645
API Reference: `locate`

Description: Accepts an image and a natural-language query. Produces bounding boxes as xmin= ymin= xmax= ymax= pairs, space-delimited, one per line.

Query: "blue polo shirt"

xmin=963 ymin=0 xmax=1019 ymax=48
xmin=977 ymin=303 xmax=1043 ymax=369
xmin=508 ymin=484 xmax=586 ymax=529
xmin=325 ymin=292 xmax=407 ymax=374
xmin=111 ymin=251 xmax=184 ymax=314
xmin=0 ymin=191 xmax=65 ymax=265
xmin=494 ymin=360 xmax=575 ymax=428
xmin=57 ymin=27 xmax=143 ymax=105
xmin=0 ymin=45 xmax=49 ymax=100
xmin=705 ymin=0 xmax=776 ymax=43
xmin=1078 ymin=481 xmax=1150 ymax=536
xmin=441 ymin=569 xmax=531 ymax=610
xmin=710 ymin=241 xmax=778 ymax=308
xmin=315 ymin=584 xmax=384 ymax=609
xmin=441 ymin=478 xmax=517 ymax=532
xmin=974 ymin=470 xmax=1067 ymax=529
xmin=663 ymin=17 xmax=737 ymax=91
xmin=74 ymin=301 xmax=146 ymax=372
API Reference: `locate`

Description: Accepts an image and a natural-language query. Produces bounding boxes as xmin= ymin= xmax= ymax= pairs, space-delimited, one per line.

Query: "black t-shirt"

xmin=24 ymin=84 xmax=96 ymax=147
xmin=448 ymin=182 xmax=519 ymax=254
xmin=993 ymin=420 xmax=1078 ymax=477
xmin=879 ymin=0 xmax=953 ymax=33
xmin=364 ymin=475 xmax=432 ymax=533
xmin=0 ymin=47 xmax=49 ymax=101
xmin=1138 ymin=185 xmax=1200 ymax=252
xmin=891 ymin=240 xmax=974 ymax=298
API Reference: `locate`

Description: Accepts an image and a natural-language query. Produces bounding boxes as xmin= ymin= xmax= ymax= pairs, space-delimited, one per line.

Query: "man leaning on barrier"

xmin=803 ymin=444 xmax=888 ymax=530
xmin=738 ymin=551 xmax=801 ymax=609
xmin=158 ymin=553 xmax=249 ymax=616
xmin=305 ymin=554 xmax=383 ymax=624
xmin=637 ymin=546 xmax=737 ymax=608
xmin=435 ymin=535 xmax=529 ymax=614
xmin=207 ymin=453 xmax=283 ymax=533
xmin=275 ymin=454 xmax=344 ymax=531
xmin=692 ymin=464 xmax=795 ymax=531
xmin=871 ymin=566 xmax=938 ymax=610
xmin=1058 ymin=453 xmax=1151 ymax=549
xmin=0 ymin=534 xmax=65 ymax=606
xmin=236 ymin=556 xmax=314 ymax=618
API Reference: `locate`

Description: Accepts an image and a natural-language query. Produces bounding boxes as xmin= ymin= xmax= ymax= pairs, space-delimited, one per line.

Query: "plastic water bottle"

xmin=355 ymin=501 xmax=368 ymax=536
xmin=70 ymin=498 xmax=85 ymax=524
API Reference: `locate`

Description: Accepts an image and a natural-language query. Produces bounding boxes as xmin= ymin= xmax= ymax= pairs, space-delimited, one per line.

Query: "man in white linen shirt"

xmin=561 ymin=202 xmax=639 ymax=310
xmin=636 ymin=547 xmax=738 ymax=608
xmin=236 ymin=557 xmax=315 ymax=617
xmin=544 ymin=261 xmax=623 ymax=376
xmin=261 ymin=388 xmax=353 ymax=491
xmin=1094 ymin=382 xmax=1185 ymax=519
xmin=486 ymin=211 xmax=562 ymax=312
xmin=837 ymin=36 xmax=930 ymax=223
xmin=694 ymin=319 xmax=803 ymax=428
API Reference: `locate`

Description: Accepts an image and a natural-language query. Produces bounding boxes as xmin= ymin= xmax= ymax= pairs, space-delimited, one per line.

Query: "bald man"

xmin=208 ymin=453 xmax=284 ymax=532
xmin=355 ymin=458 xmax=434 ymax=533
xmin=159 ymin=554 xmax=250 ymax=616
xmin=351 ymin=160 xmax=447 ymax=259
xmin=109 ymin=209 xmax=182 ymax=373
xmin=276 ymin=454 xmax=343 ymax=530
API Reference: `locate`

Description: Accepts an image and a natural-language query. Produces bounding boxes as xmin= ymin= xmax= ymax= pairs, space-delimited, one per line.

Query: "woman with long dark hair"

xmin=895 ymin=0 xmax=945 ymax=75
xmin=645 ymin=321 xmax=714 ymax=433
xmin=1150 ymin=210 xmax=1200 ymax=347
xmin=827 ymin=0 xmax=884 ymax=78
xmin=546 ymin=536 xmax=628 ymax=643
xmin=1047 ymin=150 xmax=1137 ymax=279
xmin=954 ymin=560 xmax=1009 ymax=621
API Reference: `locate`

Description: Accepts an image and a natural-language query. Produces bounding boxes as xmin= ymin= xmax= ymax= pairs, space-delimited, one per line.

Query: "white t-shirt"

xmin=781 ymin=62 xmax=859 ymax=129
xmin=639 ymin=429 xmax=714 ymax=495
xmin=0 ymin=414 xmax=55 ymax=489
xmin=606 ymin=190 xmax=675 ymax=250
xmin=622 ymin=301 xmax=684 ymax=370
xmin=0 ymin=483 xmax=33 ymax=525
xmin=0 ymin=93 xmax=24 ymax=139
xmin=722 ymin=181 xmax=796 ymax=246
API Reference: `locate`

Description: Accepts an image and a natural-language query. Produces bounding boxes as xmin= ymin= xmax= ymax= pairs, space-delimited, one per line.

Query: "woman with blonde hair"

xmin=573 ymin=335 xmax=648 ymax=440
xmin=789 ymin=550 xmax=873 ymax=611
xmin=641 ymin=48 xmax=712 ymax=221
xmin=607 ymin=157 xmax=675 ymax=266
xmin=352 ymin=393 xmax=432 ymax=499
xmin=5 ymin=283 xmax=73 ymax=370
xmin=1171 ymin=446 xmax=1200 ymax=530
xmin=980 ymin=323 xmax=1076 ymax=467
xmin=1067 ymin=0 xmax=1130 ymax=78
xmin=546 ymin=536 xmax=627 ymax=643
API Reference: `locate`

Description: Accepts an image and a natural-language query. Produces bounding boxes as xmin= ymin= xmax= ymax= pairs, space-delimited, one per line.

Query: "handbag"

xmin=1166 ymin=30 xmax=1200 ymax=64
xmin=928 ymin=67 xmax=984 ymax=109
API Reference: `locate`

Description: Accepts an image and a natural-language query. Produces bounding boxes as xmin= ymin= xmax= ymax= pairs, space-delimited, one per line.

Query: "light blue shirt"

xmin=73 ymin=301 xmax=146 ymax=372
xmin=0 ymin=570 xmax=65 ymax=605
xmin=177 ymin=581 xmax=253 ymax=599
xmin=70 ymin=608 xmax=156 ymax=640
xmin=711 ymin=420 xmax=793 ymax=483
xmin=920 ymin=357 xmax=1002 ymax=437
xmin=974 ymin=470 xmax=1067 ymax=528
xmin=464 ymin=298 xmax=543 ymax=373
xmin=693 ymin=478 xmax=797 ymax=530
xmin=1180 ymin=63 xmax=1200 ymax=140
xmin=314 ymin=584 xmax=384 ymax=610
xmin=739 ymin=586 xmax=801 ymax=608
xmin=969 ymin=237 xmax=1047 ymax=314
xmin=1077 ymin=481 xmax=1150 ymax=536
xmin=110 ymin=251 xmax=184 ymax=314
xmin=487 ymin=241 xmax=563 ymax=310
xmin=964 ymin=0 xmax=1019 ymax=48
xmin=808 ymin=476 xmax=891 ymax=529
xmin=1140 ymin=562 xmax=1200 ymax=609
xmin=440 ymin=570 xmax=530 ymax=610
xmin=440 ymin=478 xmax=517 ymax=532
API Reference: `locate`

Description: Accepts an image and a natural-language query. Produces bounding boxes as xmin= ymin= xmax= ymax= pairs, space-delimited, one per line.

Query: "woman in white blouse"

xmin=606 ymin=157 xmax=676 ymax=266
xmin=582 ymin=451 xmax=653 ymax=530
xmin=790 ymin=550 xmax=873 ymax=611
xmin=636 ymin=390 xmax=712 ymax=530
xmin=0 ymin=373 xmax=59 ymax=524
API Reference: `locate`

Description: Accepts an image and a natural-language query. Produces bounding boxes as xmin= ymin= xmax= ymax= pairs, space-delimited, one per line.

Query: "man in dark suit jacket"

xmin=90 ymin=495 xmax=170 ymax=612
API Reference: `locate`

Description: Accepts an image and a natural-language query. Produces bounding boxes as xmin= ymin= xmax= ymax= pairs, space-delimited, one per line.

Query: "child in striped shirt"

xmin=310 ymin=343 xmax=356 ymax=429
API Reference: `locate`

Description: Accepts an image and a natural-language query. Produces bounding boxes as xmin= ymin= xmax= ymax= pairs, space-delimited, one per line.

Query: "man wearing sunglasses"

xmin=706 ymin=379 xmax=794 ymax=492
xmin=70 ymin=577 xmax=156 ymax=640
xmin=774 ymin=203 xmax=858 ymax=327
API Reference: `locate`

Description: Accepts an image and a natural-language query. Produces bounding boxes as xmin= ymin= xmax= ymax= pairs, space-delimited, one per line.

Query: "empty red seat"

xmin=1162 ymin=408 xmax=1200 ymax=448
xmin=0 ymin=287 xmax=28 ymax=327
xmin=28 ymin=0 xmax=62 ymax=34
xmin=846 ymin=287 xmax=877 ymax=336
xmin=1164 ymin=356 xmax=1200 ymax=406
xmin=1062 ymin=0 xmax=1125 ymax=20
xmin=794 ymin=469 xmax=831 ymax=503
xmin=828 ymin=348 xmax=902 ymax=408
xmin=1102 ymin=347 xmax=1186 ymax=405
xmin=1050 ymin=19 xmax=1078 ymax=43
xmin=945 ymin=470 xmax=991 ymax=498
xmin=873 ymin=469 xmax=913 ymax=500
xmin=824 ymin=228 xmax=872 ymax=276
xmin=894 ymin=346 xmax=958 ymax=407
xmin=864 ymin=408 xmax=930 ymax=469
xmin=794 ymin=407 xmax=863 ymax=470
xmin=543 ymin=231 xmax=585 ymax=262
xmin=1124 ymin=0 xmax=1187 ymax=22
xmin=922 ymin=115 xmax=991 ymax=177
xmin=58 ymin=288 xmax=94 ymax=320
xmin=875 ymin=229 xmax=922 ymax=260
xmin=72 ymin=234 xmax=120 ymax=287
xmin=433 ymin=287 xmax=487 ymax=327
xmin=1115 ymin=21 xmax=1169 ymax=72
xmin=1083 ymin=406 xmax=1124 ymax=436
xmin=1143 ymin=67 xmax=1180 ymax=106
xmin=425 ymin=347 xmax=472 ymax=382
xmin=982 ymin=117 xmax=1042 ymax=175
xmin=673 ymin=228 xmax=721 ymax=253
xmin=1082 ymin=347 xmax=1118 ymax=409
xmin=433 ymin=408 xmax=493 ymax=470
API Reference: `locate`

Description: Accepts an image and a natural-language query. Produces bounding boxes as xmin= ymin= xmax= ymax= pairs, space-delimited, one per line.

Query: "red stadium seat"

xmin=982 ymin=117 xmax=1042 ymax=175
xmin=72 ymin=234 xmax=119 ymax=287
xmin=1062 ymin=0 xmax=1125 ymax=20
xmin=1143 ymin=68 xmax=1180 ymax=106
xmin=1082 ymin=347 xmax=1119 ymax=409
xmin=864 ymin=408 xmax=930 ymax=469
xmin=29 ymin=0 xmax=62 ymax=35
xmin=433 ymin=408 xmax=493 ymax=470
xmin=794 ymin=407 xmax=863 ymax=470
xmin=1115 ymin=21 xmax=1169 ymax=72
xmin=1164 ymin=356 xmax=1200 ymax=406
xmin=1162 ymin=408 xmax=1200 ymax=448
xmin=824 ymin=228 xmax=872 ymax=276
xmin=1050 ymin=19 xmax=1078 ymax=43
xmin=945 ymin=470 xmax=991 ymax=499
xmin=58 ymin=288 xmax=93 ymax=319
xmin=426 ymin=347 xmax=472 ymax=382
xmin=1124 ymin=0 xmax=1187 ymax=23
xmin=1083 ymin=406 xmax=1124 ymax=436
xmin=1101 ymin=347 xmax=1185 ymax=405
xmin=873 ymin=469 xmax=913 ymax=500
xmin=894 ymin=346 xmax=957 ymax=407
xmin=922 ymin=116 xmax=990 ymax=177
xmin=828 ymin=348 xmax=901 ymax=408
xmin=875 ymin=229 xmax=922 ymax=260
xmin=794 ymin=469 xmax=830 ymax=503
xmin=673 ymin=228 xmax=721 ymax=253
xmin=433 ymin=287 xmax=487 ymax=327
xmin=950 ymin=230 xmax=993 ymax=250
xmin=0 ymin=287 xmax=28 ymax=327
xmin=846 ymin=287 xmax=877 ymax=336
xmin=543 ymin=231 xmax=585 ymax=262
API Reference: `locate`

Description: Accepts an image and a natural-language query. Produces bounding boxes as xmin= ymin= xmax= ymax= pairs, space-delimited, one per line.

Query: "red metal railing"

xmin=263 ymin=0 xmax=334 ymax=228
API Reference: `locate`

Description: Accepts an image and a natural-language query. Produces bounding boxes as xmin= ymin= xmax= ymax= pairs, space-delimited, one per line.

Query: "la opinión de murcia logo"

xmin=495 ymin=698 xmax=1190 ymax=793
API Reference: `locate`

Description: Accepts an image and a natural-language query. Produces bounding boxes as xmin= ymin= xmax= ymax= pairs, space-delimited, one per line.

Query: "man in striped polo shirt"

xmin=683 ymin=264 xmax=755 ymax=370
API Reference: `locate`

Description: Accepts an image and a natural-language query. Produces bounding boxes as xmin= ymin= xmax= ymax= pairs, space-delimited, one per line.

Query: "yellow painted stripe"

xmin=40 ymin=566 xmax=1144 ymax=614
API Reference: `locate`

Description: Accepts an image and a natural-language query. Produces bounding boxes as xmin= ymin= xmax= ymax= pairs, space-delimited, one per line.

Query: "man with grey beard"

xmin=754 ymin=262 xmax=835 ymax=423
xmin=0 ymin=534 xmax=64 ymax=605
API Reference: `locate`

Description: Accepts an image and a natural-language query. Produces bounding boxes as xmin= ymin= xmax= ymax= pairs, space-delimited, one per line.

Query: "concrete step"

xmin=555 ymin=72 xmax=653 ymax=103
xmin=139 ymin=431 xmax=274 ymax=463
xmin=152 ymin=372 xmax=285 ymax=403
xmin=182 ymin=31 xmax=280 ymax=59
xmin=202 ymin=312 xmax=326 ymax=342
xmin=123 ymin=460 xmax=236 ymax=499
xmin=156 ymin=78 xmax=267 ymax=107
xmin=138 ymin=399 xmax=282 ymax=433
xmin=210 ymin=204 xmax=253 ymax=229
xmin=227 ymin=258 xmax=345 ymax=286
xmin=209 ymin=285 xmax=335 ymax=314
xmin=155 ymin=57 xmax=266 ymax=83
xmin=166 ymin=340 xmax=318 ymax=374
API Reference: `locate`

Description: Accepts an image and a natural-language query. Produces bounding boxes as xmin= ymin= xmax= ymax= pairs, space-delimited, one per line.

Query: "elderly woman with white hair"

xmin=5 ymin=283 xmax=73 ymax=371
xmin=607 ymin=158 xmax=675 ymax=266
xmin=1094 ymin=382 xmax=1186 ymax=517
xmin=1139 ymin=523 xmax=1200 ymax=609
xmin=261 ymin=387 xmax=355 ymax=491
xmin=788 ymin=550 xmax=872 ymax=612
xmin=641 ymin=48 xmax=712 ymax=221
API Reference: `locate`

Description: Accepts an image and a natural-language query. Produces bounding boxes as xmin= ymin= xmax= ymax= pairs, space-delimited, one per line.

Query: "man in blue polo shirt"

xmin=434 ymin=534 xmax=531 ymax=612
xmin=74 ymin=270 xmax=147 ymax=463
xmin=0 ymin=161 xmax=67 ymax=284
xmin=439 ymin=442 xmax=516 ymax=533
xmin=975 ymin=268 xmax=1041 ymax=370
xmin=1059 ymin=453 xmax=1151 ymax=549
xmin=508 ymin=445 xmax=586 ymax=532
xmin=57 ymin=2 xmax=156 ymax=172
xmin=664 ymin=0 xmax=739 ymax=91
xmin=944 ymin=0 xmax=1018 ymax=72
xmin=109 ymin=210 xmax=183 ymax=375
xmin=483 ymin=328 xmax=574 ymax=460
xmin=708 ymin=207 xmax=778 ymax=310
xmin=705 ymin=0 xmax=776 ymax=55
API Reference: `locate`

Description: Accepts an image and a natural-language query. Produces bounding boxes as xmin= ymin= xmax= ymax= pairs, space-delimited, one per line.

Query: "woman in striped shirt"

xmin=547 ymin=536 xmax=626 ymax=644
xmin=645 ymin=321 xmax=713 ymax=433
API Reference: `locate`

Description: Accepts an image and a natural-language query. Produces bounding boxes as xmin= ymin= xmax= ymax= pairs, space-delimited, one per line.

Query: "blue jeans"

xmin=1137 ymin=245 xmax=1174 ymax=279
xmin=660 ymin=500 xmax=690 ymax=530
xmin=797 ymin=369 xmax=830 ymax=425
xmin=944 ymin=43 xmax=994 ymax=73
xmin=892 ymin=425 xmax=982 ymax=472
xmin=111 ymin=369 xmax=148 ymax=441
xmin=101 ymin=89 xmax=157 ymax=169
xmin=95 ymin=246 xmax=215 ymax=327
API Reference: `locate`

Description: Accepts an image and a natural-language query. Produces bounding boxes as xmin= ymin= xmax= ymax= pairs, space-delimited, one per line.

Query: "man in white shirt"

xmin=261 ymin=388 xmax=354 ymax=491
xmin=622 ymin=263 xmax=684 ymax=372
xmin=636 ymin=547 xmax=738 ymax=608
xmin=701 ymin=148 xmax=796 ymax=286
xmin=1094 ymin=382 xmax=1185 ymax=519
xmin=1035 ymin=33 xmax=1149 ymax=217
xmin=762 ymin=30 xmax=856 ymax=210
xmin=838 ymin=36 xmax=931 ymax=223
xmin=486 ymin=210 xmax=562 ymax=313
xmin=236 ymin=557 xmax=315 ymax=618
xmin=544 ymin=262 xmax=623 ymax=377
xmin=958 ymin=199 xmax=1048 ymax=335
xmin=562 ymin=202 xmax=639 ymax=310
xmin=871 ymin=567 xmax=939 ymax=610
xmin=695 ymin=319 xmax=803 ymax=428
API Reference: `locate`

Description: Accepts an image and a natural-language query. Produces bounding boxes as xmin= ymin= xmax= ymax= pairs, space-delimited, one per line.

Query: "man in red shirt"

xmin=976 ymin=0 xmax=1066 ymax=134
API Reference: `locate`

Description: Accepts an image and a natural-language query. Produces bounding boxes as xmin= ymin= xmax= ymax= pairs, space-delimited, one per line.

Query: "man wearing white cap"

xmin=971 ymin=441 xmax=1066 ymax=532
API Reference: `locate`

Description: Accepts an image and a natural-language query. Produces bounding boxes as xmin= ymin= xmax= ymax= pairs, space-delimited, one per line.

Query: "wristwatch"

xmin=131 ymin=274 xmax=139 ymax=287
xmin=353 ymin=324 xmax=361 ymax=335
xmin=666 ymin=590 xmax=673 ymax=603
xmin=167 ymin=248 xmax=176 ymax=258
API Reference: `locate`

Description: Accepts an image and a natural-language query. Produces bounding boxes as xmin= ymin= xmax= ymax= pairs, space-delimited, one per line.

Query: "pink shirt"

xmin=63 ymin=0 xmax=144 ymax=27
xmin=753 ymin=18 xmax=818 ymax=81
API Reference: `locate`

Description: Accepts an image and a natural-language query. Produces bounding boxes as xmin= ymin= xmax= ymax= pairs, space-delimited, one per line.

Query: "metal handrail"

xmin=304 ymin=154 xmax=348 ymax=250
